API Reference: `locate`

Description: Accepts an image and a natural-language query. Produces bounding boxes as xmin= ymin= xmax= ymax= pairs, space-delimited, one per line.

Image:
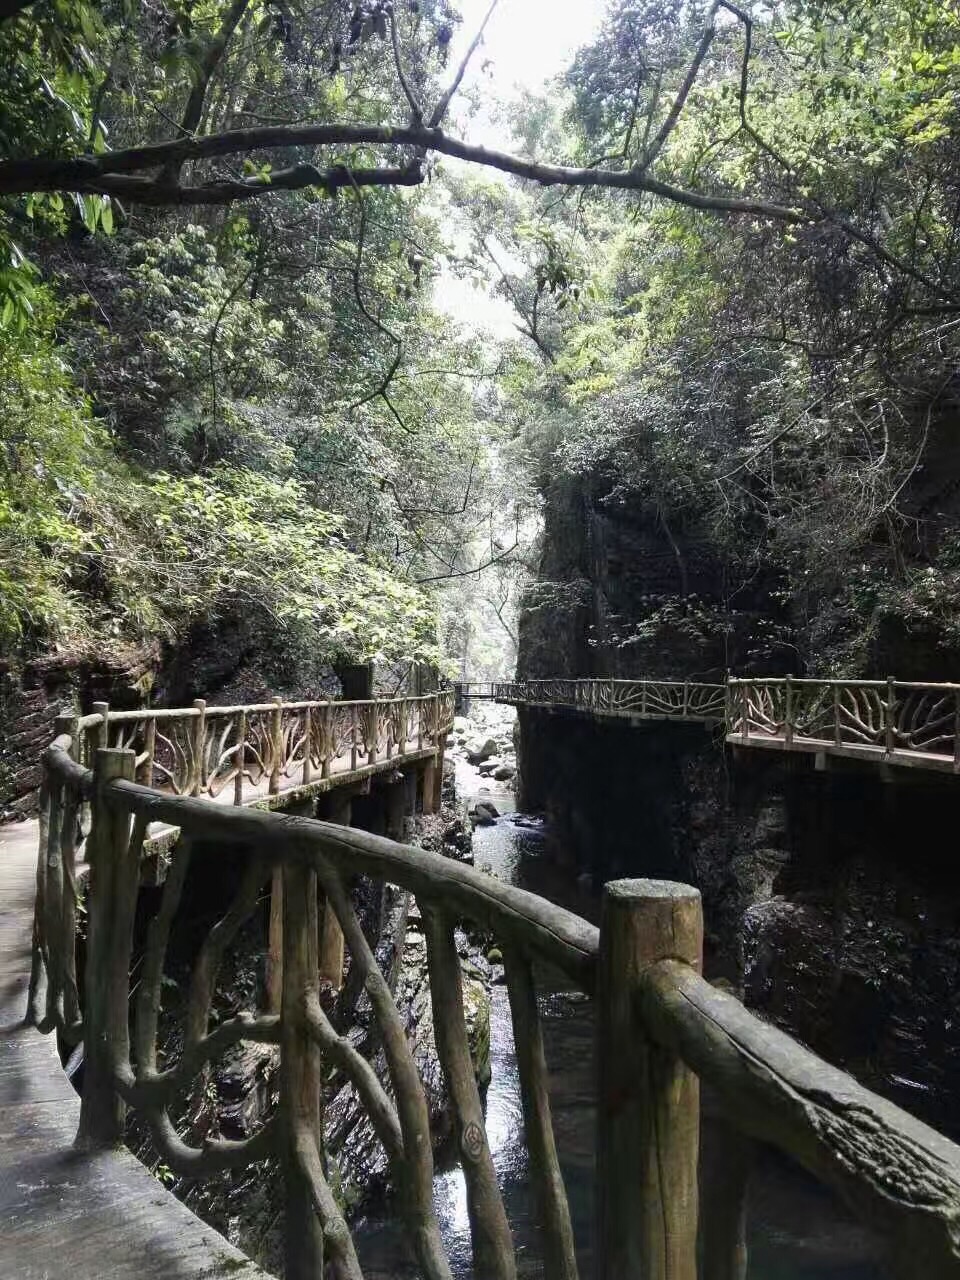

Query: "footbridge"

xmin=477 ymin=675 xmax=960 ymax=776
xmin=4 ymin=684 xmax=960 ymax=1278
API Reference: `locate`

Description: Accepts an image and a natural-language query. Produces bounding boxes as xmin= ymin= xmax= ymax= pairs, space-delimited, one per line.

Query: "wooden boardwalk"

xmin=0 ymin=819 xmax=271 ymax=1278
xmin=0 ymin=701 xmax=447 ymax=1279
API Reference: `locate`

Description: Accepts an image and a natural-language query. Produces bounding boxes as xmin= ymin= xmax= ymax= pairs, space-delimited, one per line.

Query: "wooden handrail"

xmin=28 ymin=713 xmax=960 ymax=1277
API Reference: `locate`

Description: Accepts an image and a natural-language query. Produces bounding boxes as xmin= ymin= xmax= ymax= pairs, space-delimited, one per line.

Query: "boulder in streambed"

xmin=469 ymin=800 xmax=500 ymax=826
xmin=492 ymin=763 xmax=516 ymax=781
xmin=466 ymin=737 xmax=499 ymax=765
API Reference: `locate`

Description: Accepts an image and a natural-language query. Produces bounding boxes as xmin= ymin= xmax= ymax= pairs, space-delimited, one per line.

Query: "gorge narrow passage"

xmin=353 ymin=708 xmax=885 ymax=1279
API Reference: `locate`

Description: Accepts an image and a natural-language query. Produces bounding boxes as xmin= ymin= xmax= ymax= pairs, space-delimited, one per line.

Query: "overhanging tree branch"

xmin=0 ymin=122 xmax=804 ymax=221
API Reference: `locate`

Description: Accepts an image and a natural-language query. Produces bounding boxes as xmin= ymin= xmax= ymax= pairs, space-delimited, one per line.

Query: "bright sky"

xmin=432 ymin=0 xmax=606 ymax=336
xmin=452 ymin=0 xmax=604 ymax=129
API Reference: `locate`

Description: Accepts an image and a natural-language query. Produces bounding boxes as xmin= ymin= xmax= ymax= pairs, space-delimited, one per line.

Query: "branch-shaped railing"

xmin=495 ymin=678 xmax=728 ymax=723
xmin=30 ymin=722 xmax=960 ymax=1278
xmin=729 ymin=676 xmax=960 ymax=772
xmin=75 ymin=690 xmax=455 ymax=805
xmin=496 ymin=676 xmax=960 ymax=774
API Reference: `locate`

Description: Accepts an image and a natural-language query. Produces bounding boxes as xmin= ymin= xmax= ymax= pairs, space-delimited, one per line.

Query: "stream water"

xmin=353 ymin=748 xmax=885 ymax=1279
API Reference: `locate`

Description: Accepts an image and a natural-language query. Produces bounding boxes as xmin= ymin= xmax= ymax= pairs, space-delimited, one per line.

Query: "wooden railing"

xmin=495 ymin=678 xmax=728 ymax=723
xmin=497 ymin=676 xmax=960 ymax=774
xmin=729 ymin=677 xmax=960 ymax=773
xmin=73 ymin=690 xmax=455 ymax=806
xmin=30 ymin=723 xmax=960 ymax=1278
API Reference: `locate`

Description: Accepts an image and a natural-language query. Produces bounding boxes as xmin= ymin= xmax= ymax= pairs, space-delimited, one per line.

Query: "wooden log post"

xmin=77 ymin=748 xmax=138 ymax=1150
xmin=740 ymin=684 xmax=749 ymax=743
xmin=425 ymin=910 xmax=516 ymax=1280
xmin=270 ymin=698 xmax=283 ymax=795
xmin=316 ymin=791 xmax=351 ymax=989
xmin=421 ymin=758 xmax=438 ymax=815
xmin=784 ymin=674 xmax=793 ymax=748
xmin=266 ymin=871 xmax=284 ymax=1014
xmin=302 ymin=706 xmax=313 ymax=786
xmin=504 ymin=944 xmax=579 ymax=1280
xmin=190 ymin=697 xmax=207 ymax=795
xmin=234 ymin=709 xmax=247 ymax=807
xmin=265 ymin=699 xmax=285 ymax=1010
xmin=139 ymin=714 xmax=157 ymax=786
xmin=885 ymin=677 xmax=897 ymax=755
xmin=280 ymin=859 xmax=326 ymax=1280
xmin=596 ymin=879 xmax=702 ymax=1280
xmin=320 ymin=703 xmax=332 ymax=779
xmin=91 ymin=700 xmax=110 ymax=763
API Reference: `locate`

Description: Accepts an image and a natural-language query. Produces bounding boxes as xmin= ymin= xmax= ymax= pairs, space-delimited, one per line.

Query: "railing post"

xmin=191 ymin=697 xmax=207 ymax=796
xmin=320 ymin=703 xmax=332 ymax=779
xmin=234 ymin=709 xmax=246 ymax=806
xmin=316 ymin=791 xmax=350 ymax=989
xmin=280 ymin=858 xmax=326 ymax=1278
xmin=92 ymin=700 xmax=110 ymax=754
xmin=266 ymin=696 xmax=286 ymax=1015
xmin=784 ymin=675 xmax=793 ymax=748
xmin=740 ymin=683 xmax=749 ymax=743
xmin=834 ymin=684 xmax=842 ymax=746
xmin=77 ymin=747 xmax=137 ymax=1150
xmin=302 ymin=706 xmax=313 ymax=786
xmin=597 ymin=879 xmax=702 ymax=1280
xmin=885 ymin=677 xmax=896 ymax=755
xmin=682 ymin=679 xmax=690 ymax=720
xmin=954 ymin=690 xmax=960 ymax=774
xmin=270 ymin=697 xmax=283 ymax=795
xmin=641 ymin=680 xmax=648 ymax=717
xmin=139 ymin=714 xmax=156 ymax=787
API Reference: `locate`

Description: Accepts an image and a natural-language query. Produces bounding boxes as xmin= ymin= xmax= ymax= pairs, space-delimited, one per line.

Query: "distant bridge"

xmin=458 ymin=676 xmax=960 ymax=777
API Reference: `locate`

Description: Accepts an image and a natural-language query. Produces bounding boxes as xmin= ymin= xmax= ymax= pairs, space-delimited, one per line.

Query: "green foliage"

xmin=0 ymin=291 xmax=440 ymax=666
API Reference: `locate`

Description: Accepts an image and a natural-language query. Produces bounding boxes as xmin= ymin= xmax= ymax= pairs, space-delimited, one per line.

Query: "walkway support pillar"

xmin=596 ymin=879 xmax=702 ymax=1280
xmin=316 ymin=790 xmax=351 ymax=989
xmin=77 ymin=748 xmax=137 ymax=1150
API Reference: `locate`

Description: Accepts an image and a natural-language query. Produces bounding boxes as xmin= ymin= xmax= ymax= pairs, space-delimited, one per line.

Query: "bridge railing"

xmin=29 ymin=721 xmax=960 ymax=1278
xmin=73 ymin=690 xmax=455 ymax=805
xmin=495 ymin=675 xmax=960 ymax=772
xmin=729 ymin=677 xmax=960 ymax=771
xmin=495 ymin=678 xmax=728 ymax=722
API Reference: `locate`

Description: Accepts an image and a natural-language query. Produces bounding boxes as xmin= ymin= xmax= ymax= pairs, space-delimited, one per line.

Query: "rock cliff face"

xmin=519 ymin=475 xmax=738 ymax=682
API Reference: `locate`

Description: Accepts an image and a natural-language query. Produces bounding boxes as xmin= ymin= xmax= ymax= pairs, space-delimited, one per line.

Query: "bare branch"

xmin=0 ymin=124 xmax=804 ymax=221
xmin=416 ymin=540 xmax=519 ymax=584
xmin=428 ymin=0 xmax=499 ymax=129
xmin=159 ymin=0 xmax=252 ymax=187
xmin=388 ymin=3 xmax=424 ymax=124
xmin=641 ymin=4 xmax=719 ymax=170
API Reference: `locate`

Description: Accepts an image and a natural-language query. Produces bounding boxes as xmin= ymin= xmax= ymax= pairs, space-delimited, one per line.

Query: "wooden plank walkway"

xmin=0 ymin=732 xmax=442 ymax=1277
xmin=0 ymin=823 xmax=273 ymax=1278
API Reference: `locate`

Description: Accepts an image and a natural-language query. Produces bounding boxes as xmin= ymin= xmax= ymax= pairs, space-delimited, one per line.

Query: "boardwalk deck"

xmin=0 ymin=820 xmax=272 ymax=1279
